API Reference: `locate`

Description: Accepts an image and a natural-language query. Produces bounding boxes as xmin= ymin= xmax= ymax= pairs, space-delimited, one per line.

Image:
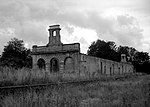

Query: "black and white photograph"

xmin=0 ymin=0 xmax=150 ymax=107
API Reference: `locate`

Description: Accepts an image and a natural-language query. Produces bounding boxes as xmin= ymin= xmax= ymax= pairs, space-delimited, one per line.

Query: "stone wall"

xmin=31 ymin=24 xmax=134 ymax=76
xmin=32 ymin=43 xmax=80 ymax=54
xmin=32 ymin=44 xmax=133 ymax=76
xmin=32 ymin=51 xmax=80 ymax=73
xmin=80 ymin=54 xmax=134 ymax=75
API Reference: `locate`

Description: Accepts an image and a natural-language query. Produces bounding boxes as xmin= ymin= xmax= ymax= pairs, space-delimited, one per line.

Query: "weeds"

xmin=0 ymin=67 xmax=146 ymax=87
xmin=0 ymin=67 xmax=150 ymax=107
xmin=0 ymin=76 xmax=150 ymax=107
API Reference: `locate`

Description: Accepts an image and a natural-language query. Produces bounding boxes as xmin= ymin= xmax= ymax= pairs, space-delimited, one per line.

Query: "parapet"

xmin=49 ymin=25 xmax=61 ymax=30
xmin=32 ymin=43 xmax=80 ymax=54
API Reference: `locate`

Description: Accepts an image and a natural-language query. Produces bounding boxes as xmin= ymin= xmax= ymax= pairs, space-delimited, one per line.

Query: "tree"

xmin=132 ymin=51 xmax=150 ymax=73
xmin=133 ymin=51 xmax=149 ymax=63
xmin=107 ymin=41 xmax=117 ymax=51
xmin=87 ymin=39 xmax=120 ymax=61
xmin=117 ymin=46 xmax=137 ymax=61
xmin=0 ymin=38 xmax=32 ymax=68
xmin=117 ymin=47 xmax=150 ymax=73
xmin=87 ymin=39 xmax=150 ymax=74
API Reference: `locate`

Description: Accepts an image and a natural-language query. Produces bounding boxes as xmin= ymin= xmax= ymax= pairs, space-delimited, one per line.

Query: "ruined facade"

xmin=31 ymin=25 xmax=133 ymax=75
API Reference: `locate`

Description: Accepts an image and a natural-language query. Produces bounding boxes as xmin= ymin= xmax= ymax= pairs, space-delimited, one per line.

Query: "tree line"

xmin=87 ymin=39 xmax=150 ymax=74
xmin=0 ymin=38 xmax=149 ymax=74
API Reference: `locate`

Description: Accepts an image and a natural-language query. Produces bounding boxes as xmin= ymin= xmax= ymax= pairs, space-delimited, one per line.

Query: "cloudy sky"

xmin=0 ymin=0 xmax=150 ymax=54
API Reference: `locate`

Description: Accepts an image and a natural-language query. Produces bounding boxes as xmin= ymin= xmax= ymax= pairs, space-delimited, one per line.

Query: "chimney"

xmin=121 ymin=54 xmax=127 ymax=62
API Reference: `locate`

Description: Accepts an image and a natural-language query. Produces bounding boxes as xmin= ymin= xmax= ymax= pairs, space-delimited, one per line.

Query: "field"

xmin=0 ymin=67 xmax=150 ymax=107
xmin=0 ymin=67 xmax=138 ymax=87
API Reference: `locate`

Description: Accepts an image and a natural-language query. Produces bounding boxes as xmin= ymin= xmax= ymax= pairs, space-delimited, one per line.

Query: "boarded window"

xmin=37 ymin=58 xmax=46 ymax=70
xmin=110 ymin=67 xmax=112 ymax=75
xmin=64 ymin=57 xmax=74 ymax=73
xmin=104 ymin=66 xmax=106 ymax=74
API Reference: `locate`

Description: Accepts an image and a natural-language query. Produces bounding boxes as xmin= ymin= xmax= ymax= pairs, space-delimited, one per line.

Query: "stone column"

xmin=59 ymin=60 xmax=64 ymax=73
xmin=33 ymin=64 xmax=38 ymax=69
xmin=45 ymin=63 xmax=50 ymax=72
xmin=32 ymin=55 xmax=37 ymax=69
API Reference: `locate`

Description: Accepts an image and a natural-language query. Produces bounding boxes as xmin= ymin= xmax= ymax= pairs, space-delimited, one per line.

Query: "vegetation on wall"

xmin=87 ymin=39 xmax=150 ymax=74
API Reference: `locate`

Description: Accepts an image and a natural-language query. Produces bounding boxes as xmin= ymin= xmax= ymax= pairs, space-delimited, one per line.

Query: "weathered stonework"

xmin=31 ymin=25 xmax=134 ymax=75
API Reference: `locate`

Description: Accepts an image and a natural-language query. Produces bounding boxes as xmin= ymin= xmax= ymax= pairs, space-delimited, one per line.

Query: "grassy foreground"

xmin=0 ymin=67 xmax=150 ymax=107
xmin=0 ymin=67 xmax=139 ymax=87
xmin=0 ymin=75 xmax=150 ymax=106
xmin=0 ymin=67 xmax=90 ymax=87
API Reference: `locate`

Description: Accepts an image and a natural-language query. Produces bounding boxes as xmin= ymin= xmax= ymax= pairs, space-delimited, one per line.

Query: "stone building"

xmin=31 ymin=25 xmax=133 ymax=75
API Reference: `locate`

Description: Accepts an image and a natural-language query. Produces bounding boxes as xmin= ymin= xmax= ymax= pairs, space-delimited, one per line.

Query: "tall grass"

xmin=0 ymin=75 xmax=150 ymax=107
xmin=0 ymin=66 xmax=144 ymax=87
xmin=0 ymin=67 xmax=149 ymax=107
xmin=0 ymin=67 xmax=96 ymax=86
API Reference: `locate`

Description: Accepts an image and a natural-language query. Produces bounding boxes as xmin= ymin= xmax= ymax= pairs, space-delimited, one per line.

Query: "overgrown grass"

xmin=0 ymin=75 xmax=150 ymax=107
xmin=0 ymin=67 xmax=145 ymax=87
xmin=0 ymin=67 xmax=150 ymax=107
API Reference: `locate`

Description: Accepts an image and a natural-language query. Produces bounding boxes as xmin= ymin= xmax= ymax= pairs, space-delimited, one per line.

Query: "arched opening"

xmin=50 ymin=58 xmax=59 ymax=72
xmin=64 ymin=57 xmax=74 ymax=73
xmin=37 ymin=58 xmax=46 ymax=70
xmin=53 ymin=30 xmax=56 ymax=36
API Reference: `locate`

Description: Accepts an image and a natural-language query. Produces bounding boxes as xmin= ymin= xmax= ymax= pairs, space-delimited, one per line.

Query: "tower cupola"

xmin=47 ymin=25 xmax=62 ymax=46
